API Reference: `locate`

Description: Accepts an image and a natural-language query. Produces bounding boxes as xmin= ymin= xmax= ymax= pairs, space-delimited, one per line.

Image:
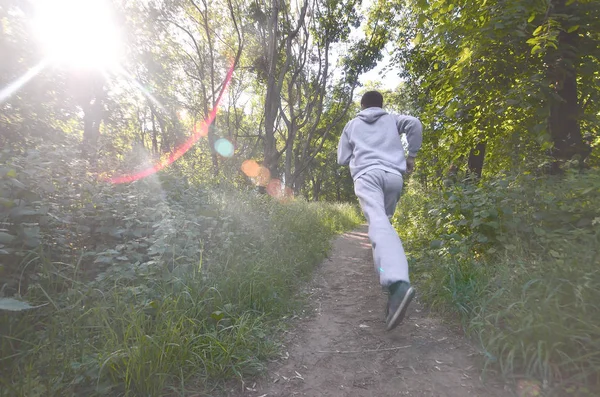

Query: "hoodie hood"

xmin=357 ymin=107 xmax=388 ymax=124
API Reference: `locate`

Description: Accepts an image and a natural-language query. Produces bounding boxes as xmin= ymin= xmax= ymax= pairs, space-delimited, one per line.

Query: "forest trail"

xmin=227 ymin=226 xmax=513 ymax=397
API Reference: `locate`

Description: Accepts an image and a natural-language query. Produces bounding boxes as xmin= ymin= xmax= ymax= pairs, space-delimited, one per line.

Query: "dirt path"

xmin=229 ymin=226 xmax=513 ymax=397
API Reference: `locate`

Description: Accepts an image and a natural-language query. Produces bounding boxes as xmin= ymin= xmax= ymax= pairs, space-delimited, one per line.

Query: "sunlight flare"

xmin=113 ymin=65 xmax=166 ymax=112
xmin=32 ymin=0 xmax=122 ymax=70
xmin=105 ymin=62 xmax=236 ymax=184
xmin=0 ymin=59 xmax=47 ymax=104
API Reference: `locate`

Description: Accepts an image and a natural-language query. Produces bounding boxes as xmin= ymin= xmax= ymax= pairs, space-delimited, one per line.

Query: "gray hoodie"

xmin=337 ymin=107 xmax=423 ymax=181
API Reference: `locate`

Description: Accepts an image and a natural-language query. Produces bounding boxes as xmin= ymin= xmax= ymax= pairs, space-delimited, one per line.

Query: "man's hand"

xmin=406 ymin=156 xmax=416 ymax=174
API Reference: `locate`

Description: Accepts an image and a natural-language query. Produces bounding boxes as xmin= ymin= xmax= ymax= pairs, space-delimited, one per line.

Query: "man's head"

xmin=360 ymin=91 xmax=384 ymax=109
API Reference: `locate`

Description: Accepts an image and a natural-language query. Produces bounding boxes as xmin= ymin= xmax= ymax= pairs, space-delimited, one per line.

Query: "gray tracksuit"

xmin=337 ymin=107 xmax=423 ymax=286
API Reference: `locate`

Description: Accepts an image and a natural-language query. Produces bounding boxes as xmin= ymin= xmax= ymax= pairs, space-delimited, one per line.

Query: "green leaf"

xmin=413 ymin=32 xmax=423 ymax=46
xmin=0 ymin=298 xmax=45 ymax=311
xmin=581 ymin=187 xmax=594 ymax=195
xmin=430 ymin=240 xmax=443 ymax=249
xmin=0 ymin=232 xmax=16 ymax=244
xmin=531 ymin=45 xmax=543 ymax=55
xmin=93 ymin=256 xmax=114 ymax=264
xmin=9 ymin=208 xmax=39 ymax=218
xmin=528 ymin=14 xmax=536 ymax=23
xmin=9 ymin=178 xmax=26 ymax=189
xmin=0 ymin=198 xmax=15 ymax=208
xmin=211 ymin=311 xmax=225 ymax=321
xmin=549 ymin=250 xmax=561 ymax=259
xmin=457 ymin=47 xmax=472 ymax=64
xmin=567 ymin=25 xmax=579 ymax=33
xmin=39 ymin=181 xmax=56 ymax=193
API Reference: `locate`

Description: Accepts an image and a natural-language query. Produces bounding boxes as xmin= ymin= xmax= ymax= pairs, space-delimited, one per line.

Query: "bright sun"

xmin=32 ymin=0 xmax=122 ymax=71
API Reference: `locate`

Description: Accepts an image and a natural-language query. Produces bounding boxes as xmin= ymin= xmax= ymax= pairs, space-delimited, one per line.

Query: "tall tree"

xmin=371 ymin=0 xmax=599 ymax=181
xmin=542 ymin=0 xmax=596 ymax=171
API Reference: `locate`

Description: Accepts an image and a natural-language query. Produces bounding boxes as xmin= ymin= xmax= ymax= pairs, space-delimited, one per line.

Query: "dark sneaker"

xmin=385 ymin=281 xmax=415 ymax=331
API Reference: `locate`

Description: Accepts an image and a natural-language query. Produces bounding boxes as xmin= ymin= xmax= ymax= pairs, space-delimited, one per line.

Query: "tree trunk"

xmin=81 ymin=73 xmax=104 ymax=163
xmin=293 ymin=171 xmax=305 ymax=196
xmin=312 ymin=177 xmax=321 ymax=201
xmin=284 ymin=127 xmax=295 ymax=188
xmin=262 ymin=0 xmax=280 ymax=179
xmin=547 ymin=0 xmax=590 ymax=170
xmin=138 ymin=107 xmax=146 ymax=148
xmin=208 ymin=120 xmax=219 ymax=177
xmin=283 ymin=66 xmax=298 ymax=188
xmin=262 ymin=0 xmax=308 ymax=182
xmin=199 ymin=0 xmax=220 ymax=177
xmin=151 ymin=110 xmax=158 ymax=155
xmin=82 ymin=97 xmax=103 ymax=161
xmin=155 ymin=111 xmax=169 ymax=153
xmin=467 ymin=142 xmax=486 ymax=179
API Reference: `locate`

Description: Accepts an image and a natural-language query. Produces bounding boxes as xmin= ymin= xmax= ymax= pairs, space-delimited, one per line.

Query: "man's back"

xmin=337 ymin=107 xmax=422 ymax=181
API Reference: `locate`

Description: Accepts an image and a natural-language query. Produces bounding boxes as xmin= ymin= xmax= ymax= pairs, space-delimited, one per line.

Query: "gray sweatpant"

xmin=354 ymin=169 xmax=409 ymax=287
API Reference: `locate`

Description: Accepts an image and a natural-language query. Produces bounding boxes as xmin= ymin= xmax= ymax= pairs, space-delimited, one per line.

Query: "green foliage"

xmin=375 ymin=0 xmax=600 ymax=180
xmin=395 ymin=170 xmax=600 ymax=393
xmin=0 ymin=298 xmax=43 ymax=311
xmin=0 ymin=138 xmax=361 ymax=396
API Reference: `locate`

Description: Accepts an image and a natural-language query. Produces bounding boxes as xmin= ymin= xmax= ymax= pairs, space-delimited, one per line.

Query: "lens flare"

xmin=266 ymin=179 xmax=282 ymax=197
xmin=105 ymin=62 xmax=236 ymax=184
xmin=256 ymin=167 xmax=271 ymax=187
xmin=0 ymin=59 xmax=48 ymax=104
xmin=114 ymin=65 xmax=166 ymax=112
xmin=32 ymin=0 xmax=122 ymax=71
xmin=215 ymin=138 xmax=234 ymax=157
xmin=193 ymin=121 xmax=209 ymax=137
xmin=283 ymin=186 xmax=294 ymax=200
xmin=241 ymin=160 xmax=260 ymax=177
xmin=241 ymin=161 xmax=294 ymax=201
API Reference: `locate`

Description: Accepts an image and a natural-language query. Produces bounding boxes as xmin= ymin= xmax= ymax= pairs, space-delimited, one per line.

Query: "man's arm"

xmin=337 ymin=123 xmax=352 ymax=165
xmin=393 ymin=115 xmax=423 ymax=158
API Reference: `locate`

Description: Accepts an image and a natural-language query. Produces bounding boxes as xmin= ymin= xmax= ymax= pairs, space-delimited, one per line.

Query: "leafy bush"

xmin=394 ymin=170 xmax=600 ymax=394
xmin=0 ymin=137 xmax=362 ymax=396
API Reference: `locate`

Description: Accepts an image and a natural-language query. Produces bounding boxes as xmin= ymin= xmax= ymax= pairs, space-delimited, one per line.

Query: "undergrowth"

xmin=0 ymin=139 xmax=362 ymax=396
xmin=394 ymin=170 xmax=600 ymax=396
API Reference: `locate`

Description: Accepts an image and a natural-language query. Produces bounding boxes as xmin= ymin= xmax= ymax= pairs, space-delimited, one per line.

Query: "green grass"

xmin=394 ymin=170 xmax=600 ymax=395
xmin=0 ymin=179 xmax=362 ymax=396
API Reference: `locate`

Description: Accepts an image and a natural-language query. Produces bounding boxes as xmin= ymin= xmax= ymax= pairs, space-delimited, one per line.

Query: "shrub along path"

xmin=225 ymin=226 xmax=511 ymax=397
